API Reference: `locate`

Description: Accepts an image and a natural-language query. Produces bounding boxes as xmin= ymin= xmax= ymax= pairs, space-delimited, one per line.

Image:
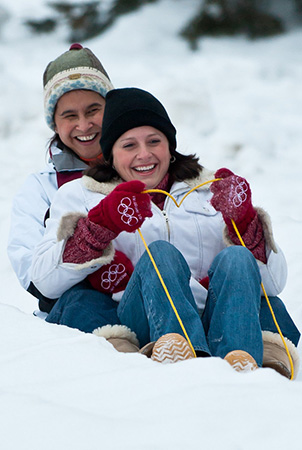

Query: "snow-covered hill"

xmin=1 ymin=1 xmax=302 ymax=448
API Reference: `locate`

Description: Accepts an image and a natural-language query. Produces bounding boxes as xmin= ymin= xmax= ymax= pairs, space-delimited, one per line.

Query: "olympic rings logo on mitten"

xmin=232 ymin=177 xmax=248 ymax=208
xmin=117 ymin=197 xmax=139 ymax=226
xmin=101 ymin=263 xmax=126 ymax=290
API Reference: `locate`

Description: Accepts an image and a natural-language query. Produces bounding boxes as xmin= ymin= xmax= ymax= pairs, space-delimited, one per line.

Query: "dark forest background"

xmin=2 ymin=0 xmax=302 ymax=48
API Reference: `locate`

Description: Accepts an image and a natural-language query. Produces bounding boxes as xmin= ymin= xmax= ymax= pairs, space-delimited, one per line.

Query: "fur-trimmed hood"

xmin=81 ymin=166 xmax=216 ymax=196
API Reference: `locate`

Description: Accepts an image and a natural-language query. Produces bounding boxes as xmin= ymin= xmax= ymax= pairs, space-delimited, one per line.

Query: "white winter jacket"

xmin=7 ymin=143 xmax=88 ymax=291
xmin=30 ymin=167 xmax=287 ymax=312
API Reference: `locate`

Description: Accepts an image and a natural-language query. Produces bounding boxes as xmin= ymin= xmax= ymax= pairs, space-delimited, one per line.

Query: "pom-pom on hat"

xmin=43 ymin=43 xmax=114 ymax=130
xmin=100 ymin=87 xmax=177 ymax=161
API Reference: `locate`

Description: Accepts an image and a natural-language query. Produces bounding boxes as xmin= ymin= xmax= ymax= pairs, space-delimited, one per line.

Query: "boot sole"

xmin=224 ymin=350 xmax=258 ymax=372
xmin=151 ymin=333 xmax=195 ymax=364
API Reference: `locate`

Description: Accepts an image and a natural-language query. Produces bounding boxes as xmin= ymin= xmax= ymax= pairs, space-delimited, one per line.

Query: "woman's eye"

xmin=65 ymin=114 xmax=77 ymax=119
xmin=149 ymin=139 xmax=160 ymax=144
xmin=123 ymin=143 xmax=134 ymax=149
xmin=88 ymin=107 xmax=101 ymax=115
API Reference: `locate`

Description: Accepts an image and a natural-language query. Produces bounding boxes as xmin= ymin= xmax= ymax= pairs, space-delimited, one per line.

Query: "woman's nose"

xmin=137 ymin=144 xmax=150 ymax=158
xmin=76 ymin=115 xmax=93 ymax=132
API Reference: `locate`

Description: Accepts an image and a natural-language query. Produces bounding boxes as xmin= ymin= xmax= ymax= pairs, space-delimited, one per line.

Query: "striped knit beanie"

xmin=43 ymin=43 xmax=114 ymax=130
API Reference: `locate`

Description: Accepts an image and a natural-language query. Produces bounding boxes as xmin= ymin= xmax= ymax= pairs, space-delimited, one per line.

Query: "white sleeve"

xmin=30 ymin=180 xmax=113 ymax=299
xmin=7 ymin=171 xmax=57 ymax=289
xmin=258 ymin=244 xmax=287 ymax=296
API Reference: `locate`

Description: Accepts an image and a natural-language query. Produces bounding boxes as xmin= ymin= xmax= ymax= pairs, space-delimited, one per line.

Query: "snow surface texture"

xmin=0 ymin=1 xmax=302 ymax=449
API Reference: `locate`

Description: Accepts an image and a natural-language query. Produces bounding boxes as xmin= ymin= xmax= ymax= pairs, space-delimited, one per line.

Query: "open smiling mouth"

xmin=133 ymin=164 xmax=156 ymax=172
xmin=76 ymin=133 xmax=97 ymax=142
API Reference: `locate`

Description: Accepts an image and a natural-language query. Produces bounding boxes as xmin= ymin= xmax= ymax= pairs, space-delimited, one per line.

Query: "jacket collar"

xmin=81 ymin=166 xmax=216 ymax=195
xmin=49 ymin=141 xmax=89 ymax=172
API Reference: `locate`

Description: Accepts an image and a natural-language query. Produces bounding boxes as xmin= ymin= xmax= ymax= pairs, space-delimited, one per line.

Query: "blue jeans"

xmin=46 ymin=241 xmax=300 ymax=367
xmin=118 ymin=241 xmax=210 ymax=354
xmin=259 ymin=296 xmax=300 ymax=346
xmin=46 ymin=280 xmax=120 ymax=333
xmin=118 ymin=242 xmax=300 ymax=366
xmin=202 ymin=245 xmax=264 ymax=363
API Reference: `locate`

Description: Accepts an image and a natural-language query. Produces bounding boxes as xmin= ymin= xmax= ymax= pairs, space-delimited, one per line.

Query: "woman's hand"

xmin=210 ymin=168 xmax=256 ymax=227
xmin=87 ymin=251 xmax=134 ymax=294
xmin=210 ymin=168 xmax=267 ymax=263
xmin=88 ymin=180 xmax=152 ymax=234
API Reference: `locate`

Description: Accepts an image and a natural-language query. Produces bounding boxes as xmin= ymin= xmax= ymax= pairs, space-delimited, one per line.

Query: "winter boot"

xmin=262 ymin=331 xmax=300 ymax=379
xmin=93 ymin=324 xmax=140 ymax=353
xmin=139 ymin=341 xmax=156 ymax=357
xmin=146 ymin=333 xmax=195 ymax=364
xmin=224 ymin=350 xmax=258 ymax=373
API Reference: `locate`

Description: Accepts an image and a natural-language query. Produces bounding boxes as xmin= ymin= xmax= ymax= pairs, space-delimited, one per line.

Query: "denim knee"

xmin=144 ymin=240 xmax=183 ymax=265
xmin=146 ymin=240 xmax=191 ymax=277
xmin=215 ymin=245 xmax=254 ymax=262
xmin=148 ymin=240 xmax=178 ymax=257
xmin=210 ymin=246 xmax=259 ymax=275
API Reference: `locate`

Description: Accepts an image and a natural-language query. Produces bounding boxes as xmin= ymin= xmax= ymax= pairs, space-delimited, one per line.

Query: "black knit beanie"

xmin=100 ymin=88 xmax=177 ymax=161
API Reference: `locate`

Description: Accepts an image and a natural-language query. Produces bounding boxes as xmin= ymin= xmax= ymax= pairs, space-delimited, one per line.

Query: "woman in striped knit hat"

xmin=8 ymin=44 xmax=114 ymax=313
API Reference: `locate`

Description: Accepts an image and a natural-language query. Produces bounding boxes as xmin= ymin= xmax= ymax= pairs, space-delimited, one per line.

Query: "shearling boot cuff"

xmin=93 ymin=324 xmax=140 ymax=353
xmin=262 ymin=330 xmax=300 ymax=379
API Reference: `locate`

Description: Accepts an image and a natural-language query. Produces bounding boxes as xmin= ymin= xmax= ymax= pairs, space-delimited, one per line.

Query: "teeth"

xmin=77 ymin=134 xmax=97 ymax=142
xmin=134 ymin=164 xmax=155 ymax=172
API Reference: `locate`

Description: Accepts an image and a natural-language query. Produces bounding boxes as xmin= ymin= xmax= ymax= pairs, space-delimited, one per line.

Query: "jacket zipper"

xmin=162 ymin=210 xmax=170 ymax=240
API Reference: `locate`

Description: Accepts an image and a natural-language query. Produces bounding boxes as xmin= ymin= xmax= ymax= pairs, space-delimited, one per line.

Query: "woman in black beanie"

xmin=31 ymin=87 xmax=300 ymax=378
xmin=88 ymin=87 xmax=201 ymax=185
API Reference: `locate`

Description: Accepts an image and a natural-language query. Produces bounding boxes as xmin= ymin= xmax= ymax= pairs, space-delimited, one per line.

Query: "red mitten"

xmin=88 ymin=180 xmax=152 ymax=235
xmin=211 ymin=168 xmax=267 ymax=263
xmin=210 ymin=168 xmax=256 ymax=234
xmin=87 ymin=251 xmax=134 ymax=294
xmin=199 ymin=276 xmax=209 ymax=290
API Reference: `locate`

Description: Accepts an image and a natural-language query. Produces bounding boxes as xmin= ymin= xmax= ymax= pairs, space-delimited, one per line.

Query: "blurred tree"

xmin=295 ymin=0 xmax=302 ymax=13
xmin=181 ymin=0 xmax=302 ymax=49
xmin=23 ymin=0 xmax=302 ymax=46
xmin=25 ymin=0 xmax=158 ymax=42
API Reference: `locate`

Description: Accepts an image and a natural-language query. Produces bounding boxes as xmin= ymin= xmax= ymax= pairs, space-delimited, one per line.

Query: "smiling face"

xmin=54 ymin=90 xmax=105 ymax=161
xmin=112 ymin=126 xmax=171 ymax=189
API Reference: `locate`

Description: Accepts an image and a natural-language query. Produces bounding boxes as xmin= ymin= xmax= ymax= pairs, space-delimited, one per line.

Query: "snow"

xmin=1 ymin=0 xmax=302 ymax=448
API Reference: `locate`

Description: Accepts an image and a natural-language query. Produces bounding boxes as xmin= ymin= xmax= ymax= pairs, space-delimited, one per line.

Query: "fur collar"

xmin=81 ymin=167 xmax=216 ymax=195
